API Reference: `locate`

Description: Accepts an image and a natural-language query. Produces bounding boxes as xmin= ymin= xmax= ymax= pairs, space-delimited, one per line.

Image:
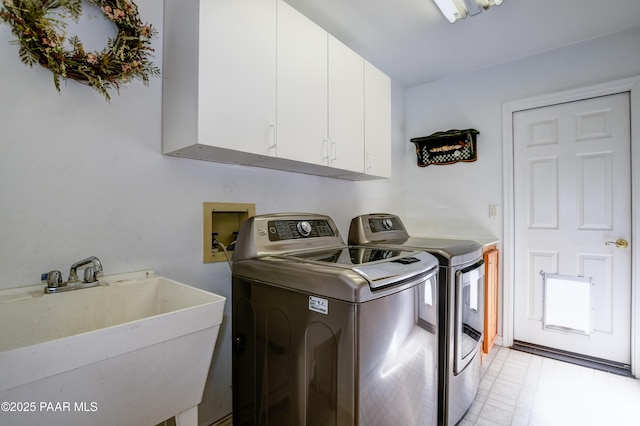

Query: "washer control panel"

xmin=268 ymin=219 xmax=335 ymax=241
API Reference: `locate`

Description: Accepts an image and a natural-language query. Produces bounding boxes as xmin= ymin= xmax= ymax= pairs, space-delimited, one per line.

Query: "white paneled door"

xmin=513 ymin=93 xmax=631 ymax=364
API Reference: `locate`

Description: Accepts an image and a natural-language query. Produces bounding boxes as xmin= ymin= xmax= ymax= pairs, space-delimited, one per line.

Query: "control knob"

xmin=297 ymin=221 xmax=312 ymax=237
xmin=382 ymin=218 xmax=394 ymax=230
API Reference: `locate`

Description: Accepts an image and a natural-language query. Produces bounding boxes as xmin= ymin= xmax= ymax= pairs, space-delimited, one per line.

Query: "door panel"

xmin=276 ymin=0 xmax=328 ymax=165
xmin=328 ymin=35 xmax=364 ymax=173
xmin=455 ymin=261 xmax=484 ymax=375
xmin=198 ymin=0 xmax=276 ymax=155
xmin=513 ymin=93 xmax=631 ymax=364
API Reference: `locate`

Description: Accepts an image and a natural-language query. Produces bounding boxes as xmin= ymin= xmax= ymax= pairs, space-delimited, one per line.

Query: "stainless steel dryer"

xmin=231 ymin=213 xmax=439 ymax=425
xmin=349 ymin=213 xmax=484 ymax=426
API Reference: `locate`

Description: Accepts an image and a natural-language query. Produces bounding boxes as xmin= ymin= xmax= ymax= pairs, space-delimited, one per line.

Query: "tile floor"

xmin=460 ymin=346 xmax=640 ymax=426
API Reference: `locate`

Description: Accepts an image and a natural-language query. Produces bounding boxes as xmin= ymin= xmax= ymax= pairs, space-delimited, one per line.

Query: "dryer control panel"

xmin=348 ymin=213 xmax=410 ymax=245
xmin=368 ymin=216 xmax=405 ymax=233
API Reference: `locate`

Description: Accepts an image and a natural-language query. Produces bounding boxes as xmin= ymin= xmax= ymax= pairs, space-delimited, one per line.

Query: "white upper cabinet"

xmin=276 ymin=0 xmax=328 ymax=166
xmin=364 ymin=61 xmax=392 ymax=179
xmin=162 ymin=0 xmax=391 ymax=180
xmin=328 ymin=35 xmax=365 ymax=174
xmin=163 ymin=0 xmax=276 ymax=162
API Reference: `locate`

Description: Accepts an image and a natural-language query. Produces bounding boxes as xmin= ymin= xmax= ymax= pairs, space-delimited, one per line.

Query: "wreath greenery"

xmin=0 ymin=0 xmax=160 ymax=101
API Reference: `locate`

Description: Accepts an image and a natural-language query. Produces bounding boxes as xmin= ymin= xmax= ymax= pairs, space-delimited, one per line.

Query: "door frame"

xmin=502 ymin=76 xmax=640 ymax=377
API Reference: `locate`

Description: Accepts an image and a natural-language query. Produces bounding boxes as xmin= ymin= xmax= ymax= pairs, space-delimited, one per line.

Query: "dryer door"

xmin=454 ymin=260 xmax=485 ymax=375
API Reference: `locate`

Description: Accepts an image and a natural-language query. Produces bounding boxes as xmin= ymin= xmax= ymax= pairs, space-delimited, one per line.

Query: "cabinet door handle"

xmin=366 ymin=152 xmax=372 ymax=170
xmin=330 ymin=141 xmax=337 ymax=162
xmin=322 ymin=139 xmax=330 ymax=165
xmin=267 ymin=123 xmax=277 ymax=150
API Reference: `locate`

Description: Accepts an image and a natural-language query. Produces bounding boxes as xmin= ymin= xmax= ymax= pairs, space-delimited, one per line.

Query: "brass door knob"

xmin=605 ymin=239 xmax=629 ymax=249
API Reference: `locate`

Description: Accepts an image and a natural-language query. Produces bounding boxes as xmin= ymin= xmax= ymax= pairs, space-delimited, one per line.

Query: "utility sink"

xmin=0 ymin=270 xmax=225 ymax=426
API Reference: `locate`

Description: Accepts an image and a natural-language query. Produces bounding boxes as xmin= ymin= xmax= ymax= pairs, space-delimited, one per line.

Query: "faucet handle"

xmin=83 ymin=267 xmax=97 ymax=283
xmin=47 ymin=270 xmax=63 ymax=288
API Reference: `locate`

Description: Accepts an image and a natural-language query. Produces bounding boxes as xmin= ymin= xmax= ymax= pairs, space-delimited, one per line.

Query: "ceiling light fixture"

xmin=433 ymin=0 xmax=467 ymax=23
xmin=433 ymin=0 xmax=503 ymax=23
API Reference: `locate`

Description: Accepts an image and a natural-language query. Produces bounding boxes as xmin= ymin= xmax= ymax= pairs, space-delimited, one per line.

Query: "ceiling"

xmin=285 ymin=0 xmax=640 ymax=88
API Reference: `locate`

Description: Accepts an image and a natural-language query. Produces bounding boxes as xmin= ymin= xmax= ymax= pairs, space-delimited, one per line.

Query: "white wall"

xmin=0 ymin=1 xmax=405 ymax=423
xmin=404 ymin=26 xmax=640 ymax=336
xmin=405 ymin=26 xmax=640 ymax=240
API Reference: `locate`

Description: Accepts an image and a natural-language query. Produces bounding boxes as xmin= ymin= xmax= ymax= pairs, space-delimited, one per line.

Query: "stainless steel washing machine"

xmin=349 ymin=213 xmax=484 ymax=426
xmin=231 ymin=213 xmax=439 ymax=425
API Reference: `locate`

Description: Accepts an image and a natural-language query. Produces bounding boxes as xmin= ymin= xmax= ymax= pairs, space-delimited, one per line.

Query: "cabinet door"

xmin=327 ymin=35 xmax=365 ymax=173
xmin=364 ymin=61 xmax=392 ymax=178
xmin=197 ymin=0 xmax=277 ymax=156
xmin=276 ymin=0 xmax=328 ymax=166
xmin=483 ymin=247 xmax=499 ymax=355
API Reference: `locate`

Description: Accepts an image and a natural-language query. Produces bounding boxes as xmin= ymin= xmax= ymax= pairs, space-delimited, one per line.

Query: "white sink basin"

xmin=0 ymin=270 xmax=225 ymax=426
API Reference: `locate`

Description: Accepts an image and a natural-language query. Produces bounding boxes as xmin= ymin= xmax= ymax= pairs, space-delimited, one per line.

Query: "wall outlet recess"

xmin=203 ymin=202 xmax=255 ymax=263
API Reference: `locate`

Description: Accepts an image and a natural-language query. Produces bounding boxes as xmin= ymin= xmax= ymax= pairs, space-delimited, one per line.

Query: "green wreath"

xmin=0 ymin=0 xmax=160 ymax=101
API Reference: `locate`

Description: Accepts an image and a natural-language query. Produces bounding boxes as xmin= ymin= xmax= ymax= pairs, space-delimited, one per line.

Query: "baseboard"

xmin=210 ymin=414 xmax=233 ymax=426
xmin=512 ymin=340 xmax=632 ymax=377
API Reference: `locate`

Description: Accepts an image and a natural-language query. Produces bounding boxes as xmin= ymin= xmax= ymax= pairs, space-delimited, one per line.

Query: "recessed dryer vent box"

xmin=203 ymin=202 xmax=255 ymax=263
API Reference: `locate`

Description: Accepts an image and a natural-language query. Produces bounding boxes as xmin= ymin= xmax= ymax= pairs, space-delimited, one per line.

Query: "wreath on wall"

xmin=0 ymin=0 xmax=160 ymax=101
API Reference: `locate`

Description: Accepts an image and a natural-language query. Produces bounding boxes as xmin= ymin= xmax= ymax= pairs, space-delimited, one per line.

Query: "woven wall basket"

xmin=410 ymin=129 xmax=479 ymax=167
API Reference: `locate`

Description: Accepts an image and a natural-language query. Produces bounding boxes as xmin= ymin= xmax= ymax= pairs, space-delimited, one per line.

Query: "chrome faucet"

xmin=68 ymin=256 xmax=103 ymax=284
xmin=45 ymin=256 xmax=104 ymax=294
